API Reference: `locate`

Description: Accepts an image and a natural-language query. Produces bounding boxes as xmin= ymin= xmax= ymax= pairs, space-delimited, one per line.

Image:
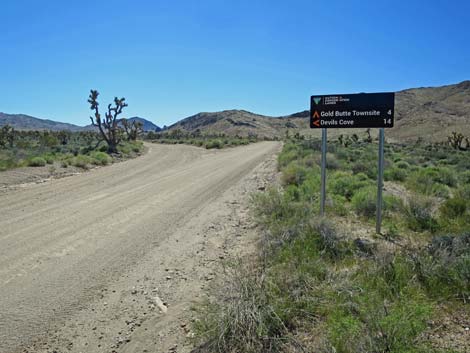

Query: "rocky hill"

xmin=167 ymin=81 xmax=470 ymax=142
xmin=166 ymin=110 xmax=308 ymax=138
xmin=392 ymin=80 xmax=470 ymax=141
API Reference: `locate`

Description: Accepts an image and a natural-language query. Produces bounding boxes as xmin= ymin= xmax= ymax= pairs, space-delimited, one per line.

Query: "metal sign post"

xmin=320 ymin=128 xmax=327 ymax=216
xmin=376 ymin=128 xmax=385 ymax=234
xmin=310 ymin=92 xmax=394 ymax=232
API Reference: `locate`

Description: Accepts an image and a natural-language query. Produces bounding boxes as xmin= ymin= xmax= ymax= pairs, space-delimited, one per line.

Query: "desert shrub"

xmin=326 ymin=194 xmax=348 ymax=216
xmin=395 ymin=160 xmax=410 ymax=169
xmin=278 ymin=144 xmax=299 ymax=169
xmin=89 ymin=151 xmax=111 ymax=165
xmin=405 ymin=195 xmax=438 ymax=232
xmin=435 ymin=167 xmax=457 ymax=187
xmin=384 ymin=167 xmax=407 ymax=182
xmin=351 ymin=160 xmax=377 ymax=179
xmin=456 ymin=185 xmax=470 ymax=199
xmin=351 ymin=187 xmax=376 ymax=218
xmin=325 ymin=153 xmax=340 ymax=170
xmin=328 ymin=171 xmax=372 ymax=200
xmin=440 ymin=197 xmax=467 ymax=219
xmin=407 ymin=168 xmax=436 ymax=194
xmin=0 ymin=156 xmax=19 ymax=171
xmin=412 ymin=233 xmax=470 ymax=301
xmin=328 ymin=255 xmax=433 ymax=353
xmin=298 ymin=172 xmax=321 ymax=201
xmin=430 ymin=184 xmax=450 ymax=198
xmin=281 ymin=162 xmax=308 ymax=186
xmin=384 ymin=194 xmax=403 ymax=213
xmin=351 ymin=187 xmax=402 ymax=219
xmin=192 ymin=265 xmax=287 ymax=353
xmin=28 ymin=157 xmax=46 ymax=167
xmin=460 ymin=170 xmax=470 ymax=185
xmin=43 ymin=155 xmax=54 ymax=164
xmin=205 ymin=139 xmax=223 ymax=149
xmin=312 ymin=219 xmax=351 ymax=260
xmin=72 ymin=155 xmax=92 ymax=169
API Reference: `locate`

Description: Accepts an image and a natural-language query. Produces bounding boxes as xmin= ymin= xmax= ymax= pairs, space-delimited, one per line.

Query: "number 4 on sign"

xmin=387 ymin=110 xmax=392 ymax=115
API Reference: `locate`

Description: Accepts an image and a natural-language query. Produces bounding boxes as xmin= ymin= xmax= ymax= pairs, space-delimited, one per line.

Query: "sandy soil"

xmin=0 ymin=141 xmax=281 ymax=353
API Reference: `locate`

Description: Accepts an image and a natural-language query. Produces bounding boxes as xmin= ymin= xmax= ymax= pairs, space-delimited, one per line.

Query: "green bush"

xmin=460 ymin=170 xmax=470 ymax=185
xmin=328 ymin=171 xmax=372 ymax=200
xmin=405 ymin=196 xmax=438 ymax=232
xmin=384 ymin=167 xmax=407 ymax=182
xmin=431 ymin=184 xmax=450 ymax=198
xmin=456 ymin=185 xmax=470 ymax=199
xmin=89 ymin=151 xmax=111 ymax=165
xmin=395 ymin=160 xmax=410 ymax=169
xmin=281 ymin=161 xmax=308 ymax=186
xmin=413 ymin=233 xmax=470 ymax=300
xmin=440 ymin=197 xmax=467 ymax=219
xmin=192 ymin=266 xmax=287 ymax=353
xmin=72 ymin=155 xmax=92 ymax=169
xmin=313 ymin=219 xmax=351 ymax=260
xmin=28 ymin=157 xmax=47 ymax=167
xmin=351 ymin=188 xmax=402 ymax=219
xmin=407 ymin=167 xmax=455 ymax=196
xmin=435 ymin=167 xmax=457 ymax=187
xmin=328 ymin=255 xmax=433 ymax=353
xmin=351 ymin=160 xmax=377 ymax=179
xmin=384 ymin=194 xmax=403 ymax=213
xmin=325 ymin=152 xmax=340 ymax=169
xmin=351 ymin=186 xmax=376 ymax=218
xmin=43 ymin=155 xmax=54 ymax=164
xmin=205 ymin=139 xmax=223 ymax=149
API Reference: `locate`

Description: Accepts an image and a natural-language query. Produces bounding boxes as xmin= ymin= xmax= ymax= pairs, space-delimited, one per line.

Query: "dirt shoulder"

xmin=0 ymin=145 xmax=148 ymax=191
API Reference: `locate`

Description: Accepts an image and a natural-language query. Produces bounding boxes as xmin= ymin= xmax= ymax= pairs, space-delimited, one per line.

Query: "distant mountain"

xmin=0 ymin=113 xmax=86 ymax=132
xmin=0 ymin=113 xmax=161 ymax=133
xmin=166 ymin=81 xmax=470 ymax=142
xmin=122 ymin=117 xmax=161 ymax=132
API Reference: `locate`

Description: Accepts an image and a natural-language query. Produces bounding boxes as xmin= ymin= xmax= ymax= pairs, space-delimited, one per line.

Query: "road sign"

xmin=310 ymin=92 xmax=395 ymax=129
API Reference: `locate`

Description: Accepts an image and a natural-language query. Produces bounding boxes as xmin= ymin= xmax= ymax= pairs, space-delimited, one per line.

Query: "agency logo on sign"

xmin=313 ymin=97 xmax=321 ymax=105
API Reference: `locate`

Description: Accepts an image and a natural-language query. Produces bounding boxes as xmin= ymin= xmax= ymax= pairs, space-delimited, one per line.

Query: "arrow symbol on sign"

xmin=313 ymin=111 xmax=320 ymax=119
xmin=313 ymin=119 xmax=320 ymax=127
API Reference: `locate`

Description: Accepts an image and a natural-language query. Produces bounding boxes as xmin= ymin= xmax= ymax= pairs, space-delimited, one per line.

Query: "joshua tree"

xmin=121 ymin=118 xmax=143 ymax=141
xmin=0 ymin=124 xmax=15 ymax=148
xmin=338 ymin=134 xmax=344 ymax=146
xmin=88 ymin=89 xmax=127 ymax=153
xmin=448 ymin=131 xmax=466 ymax=150
xmin=56 ymin=130 xmax=71 ymax=145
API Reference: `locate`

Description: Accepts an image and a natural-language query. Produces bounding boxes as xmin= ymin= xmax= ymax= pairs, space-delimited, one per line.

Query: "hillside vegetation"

xmin=192 ymin=135 xmax=470 ymax=353
xmin=0 ymin=127 xmax=143 ymax=171
xmin=144 ymin=128 xmax=273 ymax=149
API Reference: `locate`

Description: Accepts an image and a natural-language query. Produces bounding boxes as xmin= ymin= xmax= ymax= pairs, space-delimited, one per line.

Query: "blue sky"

xmin=1 ymin=0 xmax=469 ymax=127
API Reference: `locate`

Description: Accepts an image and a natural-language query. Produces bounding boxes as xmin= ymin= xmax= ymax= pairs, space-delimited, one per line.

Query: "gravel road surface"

xmin=0 ymin=142 xmax=280 ymax=353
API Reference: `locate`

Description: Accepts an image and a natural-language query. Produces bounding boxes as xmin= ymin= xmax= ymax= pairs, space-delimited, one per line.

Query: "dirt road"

xmin=0 ymin=141 xmax=281 ymax=353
